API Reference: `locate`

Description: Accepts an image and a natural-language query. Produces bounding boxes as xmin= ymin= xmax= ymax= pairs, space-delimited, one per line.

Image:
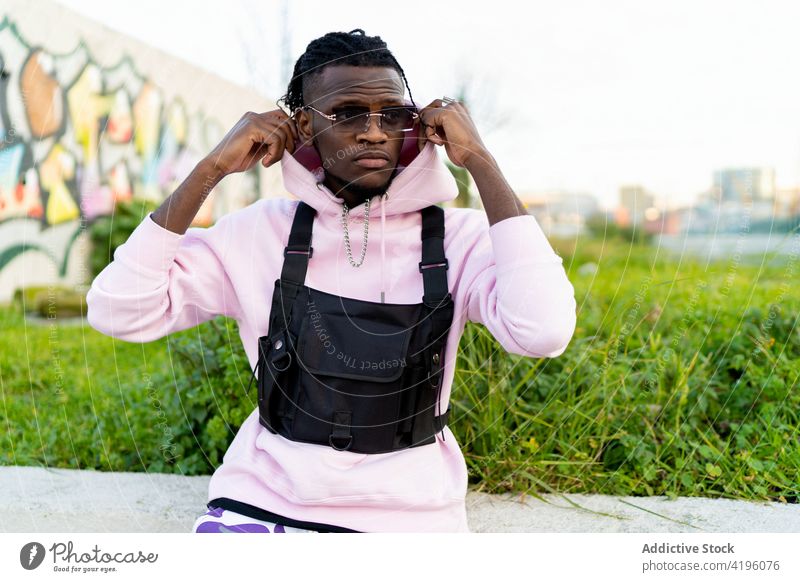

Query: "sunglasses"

xmin=303 ymin=104 xmax=419 ymax=134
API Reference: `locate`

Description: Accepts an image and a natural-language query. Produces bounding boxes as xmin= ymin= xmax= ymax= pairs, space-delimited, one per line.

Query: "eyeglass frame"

xmin=302 ymin=103 xmax=420 ymax=134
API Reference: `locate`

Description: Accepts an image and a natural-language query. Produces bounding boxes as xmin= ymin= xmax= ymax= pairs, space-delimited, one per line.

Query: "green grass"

xmin=453 ymin=236 xmax=800 ymax=502
xmin=0 ymin=307 xmax=189 ymax=473
xmin=1 ymin=235 xmax=798 ymax=502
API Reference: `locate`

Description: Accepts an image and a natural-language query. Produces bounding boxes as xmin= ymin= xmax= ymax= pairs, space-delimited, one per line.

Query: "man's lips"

xmin=353 ymin=150 xmax=391 ymax=169
xmin=353 ymin=157 xmax=390 ymax=168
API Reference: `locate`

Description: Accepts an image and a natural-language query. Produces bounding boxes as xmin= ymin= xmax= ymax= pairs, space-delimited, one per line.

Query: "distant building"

xmin=712 ymin=168 xmax=775 ymax=204
xmin=642 ymin=207 xmax=676 ymax=235
xmin=660 ymin=205 xmax=714 ymax=235
xmin=703 ymin=169 xmax=777 ymax=231
xmin=775 ymin=187 xmax=800 ymax=218
xmin=519 ymin=190 xmax=600 ymax=237
xmin=618 ymin=185 xmax=655 ymax=227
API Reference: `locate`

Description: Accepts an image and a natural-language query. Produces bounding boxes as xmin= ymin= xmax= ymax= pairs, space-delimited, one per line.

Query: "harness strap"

xmin=280 ymin=201 xmax=316 ymax=287
xmin=266 ymin=202 xmax=316 ymax=391
xmin=281 ymin=201 xmax=448 ymax=308
xmin=419 ymin=205 xmax=449 ymax=305
xmin=433 ymin=405 xmax=451 ymax=433
xmin=262 ymin=205 xmax=315 ymax=422
xmin=413 ymin=206 xmax=454 ymax=443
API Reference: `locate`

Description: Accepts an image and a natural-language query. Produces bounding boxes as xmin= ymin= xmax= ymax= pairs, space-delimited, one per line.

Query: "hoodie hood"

xmin=280 ymin=134 xmax=459 ymax=303
xmin=280 ymin=136 xmax=459 ymax=217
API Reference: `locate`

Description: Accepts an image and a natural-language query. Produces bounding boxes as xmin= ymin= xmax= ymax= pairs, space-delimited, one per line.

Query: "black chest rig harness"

xmin=255 ymin=201 xmax=454 ymax=454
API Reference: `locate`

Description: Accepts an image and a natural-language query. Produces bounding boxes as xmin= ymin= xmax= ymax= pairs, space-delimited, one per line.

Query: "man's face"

xmin=294 ymin=65 xmax=407 ymax=200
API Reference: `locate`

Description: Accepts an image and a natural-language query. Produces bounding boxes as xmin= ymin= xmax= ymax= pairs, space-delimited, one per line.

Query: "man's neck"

xmin=323 ymin=172 xmax=387 ymax=209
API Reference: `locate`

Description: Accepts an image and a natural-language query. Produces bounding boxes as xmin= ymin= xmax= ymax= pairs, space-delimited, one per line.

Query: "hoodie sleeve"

xmin=459 ymin=212 xmax=577 ymax=358
xmin=85 ymin=211 xmax=243 ymax=343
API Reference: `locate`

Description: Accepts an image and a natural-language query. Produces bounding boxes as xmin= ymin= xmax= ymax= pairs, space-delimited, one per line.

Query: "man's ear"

xmin=294 ymin=109 xmax=314 ymax=147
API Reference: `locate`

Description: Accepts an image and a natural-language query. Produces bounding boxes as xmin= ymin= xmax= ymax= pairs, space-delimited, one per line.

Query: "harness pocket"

xmin=291 ymin=312 xmax=415 ymax=453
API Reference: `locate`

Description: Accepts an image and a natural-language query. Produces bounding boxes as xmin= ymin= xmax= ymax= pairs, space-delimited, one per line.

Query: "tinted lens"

xmin=379 ymin=107 xmax=415 ymax=131
xmin=331 ymin=106 xmax=370 ymax=132
xmin=330 ymin=106 xmax=416 ymax=133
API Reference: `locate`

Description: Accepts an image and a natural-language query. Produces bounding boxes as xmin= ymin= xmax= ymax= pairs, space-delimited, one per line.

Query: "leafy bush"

xmin=156 ymin=317 xmax=256 ymax=475
xmin=449 ymin=239 xmax=800 ymax=502
xmin=13 ymin=285 xmax=83 ymax=316
xmin=585 ymin=213 xmax=653 ymax=244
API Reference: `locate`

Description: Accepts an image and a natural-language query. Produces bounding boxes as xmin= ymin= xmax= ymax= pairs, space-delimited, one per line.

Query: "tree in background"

xmin=445 ymin=77 xmax=513 ymax=210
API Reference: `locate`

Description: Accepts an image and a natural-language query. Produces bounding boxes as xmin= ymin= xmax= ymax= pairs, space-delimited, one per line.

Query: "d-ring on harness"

xmin=254 ymin=201 xmax=455 ymax=454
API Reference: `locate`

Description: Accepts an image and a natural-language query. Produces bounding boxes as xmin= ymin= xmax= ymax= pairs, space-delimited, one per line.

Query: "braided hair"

xmin=278 ymin=29 xmax=415 ymax=115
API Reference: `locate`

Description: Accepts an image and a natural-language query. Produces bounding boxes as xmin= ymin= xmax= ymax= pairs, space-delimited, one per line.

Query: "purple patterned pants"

xmin=192 ymin=505 xmax=318 ymax=533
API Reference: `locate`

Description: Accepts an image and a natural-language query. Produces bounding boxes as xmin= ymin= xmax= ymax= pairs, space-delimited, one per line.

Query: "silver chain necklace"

xmin=341 ymin=197 xmax=371 ymax=267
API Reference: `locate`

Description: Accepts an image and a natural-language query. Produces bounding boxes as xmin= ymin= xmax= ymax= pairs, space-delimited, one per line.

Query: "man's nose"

xmin=357 ymin=113 xmax=388 ymax=142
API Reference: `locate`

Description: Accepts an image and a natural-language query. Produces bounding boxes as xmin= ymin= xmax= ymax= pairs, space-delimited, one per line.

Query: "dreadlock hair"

xmin=278 ymin=29 xmax=416 ymax=115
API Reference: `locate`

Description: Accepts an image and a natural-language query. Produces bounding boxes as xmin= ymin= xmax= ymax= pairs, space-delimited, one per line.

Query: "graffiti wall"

xmin=0 ymin=14 xmax=265 ymax=302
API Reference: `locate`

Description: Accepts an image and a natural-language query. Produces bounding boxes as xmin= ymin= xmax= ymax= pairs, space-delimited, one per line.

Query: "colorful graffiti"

xmin=0 ymin=15 xmax=260 ymax=280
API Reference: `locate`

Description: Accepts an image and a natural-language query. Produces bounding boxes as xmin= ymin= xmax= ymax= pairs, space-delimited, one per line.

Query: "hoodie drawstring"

xmin=380 ymin=193 xmax=386 ymax=303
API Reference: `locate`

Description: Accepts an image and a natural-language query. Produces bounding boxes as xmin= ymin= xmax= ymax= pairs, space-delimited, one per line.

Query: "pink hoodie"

xmin=85 ymin=138 xmax=578 ymax=533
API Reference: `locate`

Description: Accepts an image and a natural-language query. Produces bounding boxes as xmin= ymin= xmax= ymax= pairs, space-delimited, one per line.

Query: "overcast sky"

xmin=54 ymin=0 xmax=800 ymax=210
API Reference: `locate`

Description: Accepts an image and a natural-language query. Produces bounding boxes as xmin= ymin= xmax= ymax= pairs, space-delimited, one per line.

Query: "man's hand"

xmin=416 ymin=99 xmax=489 ymax=168
xmin=417 ymin=98 xmax=527 ymax=225
xmin=204 ymin=109 xmax=299 ymax=176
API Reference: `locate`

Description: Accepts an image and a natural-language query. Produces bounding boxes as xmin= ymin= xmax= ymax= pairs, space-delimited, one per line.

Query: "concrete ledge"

xmin=466 ymin=490 xmax=800 ymax=532
xmin=1 ymin=466 xmax=798 ymax=533
xmin=0 ymin=466 xmax=209 ymax=533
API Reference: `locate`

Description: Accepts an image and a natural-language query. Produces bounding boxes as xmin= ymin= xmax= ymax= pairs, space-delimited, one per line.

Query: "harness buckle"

xmin=328 ymin=434 xmax=353 ymax=451
xmin=284 ymin=245 xmax=314 ymax=259
xmin=268 ymin=330 xmax=293 ymax=372
xmin=418 ymin=258 xmax=448 ymax=273
xmin=329 ymin=410 xmax=353 ymax=451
